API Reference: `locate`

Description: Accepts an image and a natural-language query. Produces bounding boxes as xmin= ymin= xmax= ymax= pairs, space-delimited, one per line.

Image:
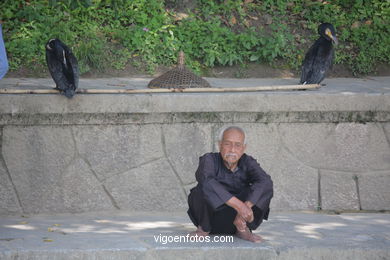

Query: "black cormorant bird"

xmin=300 ymin=23 xmax=338 ymax=85
xmin=45 ymin=39 xmax=79 ymax=98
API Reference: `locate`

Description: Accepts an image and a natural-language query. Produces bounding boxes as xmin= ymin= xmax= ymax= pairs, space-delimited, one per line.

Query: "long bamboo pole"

xmin=0 ymin=84 xmax=320 ymax=94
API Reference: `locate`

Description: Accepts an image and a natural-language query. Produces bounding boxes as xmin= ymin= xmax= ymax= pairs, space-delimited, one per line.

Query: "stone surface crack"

xmin=100 ymin=156 xmax=165 ymax=183
xmin=211 ymin=124 xmax=217 ymax=152
xmin=380 ymin=123 xmax=390 ymax=155
xmin=59 ymin=127 xmax=80 ymax=176
xmin=317 ymin=169 xmax=322 ymax=211
xmin=0 ymin=127 xmax=25 ymax=214
xmin=262 ymin=124 xmax=284 ymax=175
xmin=81 ymin=156 xmax=121 ymax=210
xmin=70 ymin=126 xmax=79 ymax=157
xmin=276 ymin=124 xmax=316 ymax=170
xmin=353 ymin=175 xmax=362 ymax=210
xmin=71 ymin=127 xmax=120 ymax=210
xmin=160 ymin=126 xmax=188 ymax=202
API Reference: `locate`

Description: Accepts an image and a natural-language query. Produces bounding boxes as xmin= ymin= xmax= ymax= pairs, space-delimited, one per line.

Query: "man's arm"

xmin=196 ymin=153 xmax=235 ymax=209
xmin=244 ymin=155 xmax=273 ymax=212
xmin=226 ymin=196 xmax=254 ymax=223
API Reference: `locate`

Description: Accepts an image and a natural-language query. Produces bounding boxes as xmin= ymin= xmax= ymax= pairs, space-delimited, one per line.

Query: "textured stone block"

xmin=383 ymin=123 xmax=390 ymax=146
xmin=278 ymin=123 xmax=390 ymax=171
xmin=359 ymin=172 xmax=390 ymax=210
xmin=104 ymin=158 xmax=187 ymax=211
xmin=237 ymin=123 xmax=282 ymax=173
xmin=321 ymin=170 xmax=359 ymax=210
xmin=163 ymin=123 xmax=212 ymax=185
xmin=0 ymin=160 xmax=22 ymax=215
xmin=61 ymin=158 xmax=116 ymax=213
xmin=268 ymin=149 xmax=318 ymax=210
xmin=2 ymin=126 xmax=76 ymax=214
xmin=73 ymin=124 xmax=164 ymax=181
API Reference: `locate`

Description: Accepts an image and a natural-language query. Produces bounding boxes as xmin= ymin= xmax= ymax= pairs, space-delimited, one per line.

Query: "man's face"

xmin=219 ymin=129 xmax=246 ymax=167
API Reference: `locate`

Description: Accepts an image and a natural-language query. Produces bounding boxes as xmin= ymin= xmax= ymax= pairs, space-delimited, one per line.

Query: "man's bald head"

xmin=218 ymin=126 xmax=246 ymax=145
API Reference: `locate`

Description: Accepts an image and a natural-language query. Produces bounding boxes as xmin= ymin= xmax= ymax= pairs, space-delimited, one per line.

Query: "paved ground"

xmin=0 ymin=211 xmax=389 ymax=259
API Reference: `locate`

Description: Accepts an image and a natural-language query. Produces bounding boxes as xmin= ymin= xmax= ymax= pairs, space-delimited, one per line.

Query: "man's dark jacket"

xmin=194 ymin=152 xmax=273 ymax=219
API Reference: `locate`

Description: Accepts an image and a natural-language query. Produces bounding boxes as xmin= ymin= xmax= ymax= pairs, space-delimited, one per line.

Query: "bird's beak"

xmin=330 ymin=35 xmax=338 ymax=45
xmin=326 ymin=29 xmax=338 ymax=45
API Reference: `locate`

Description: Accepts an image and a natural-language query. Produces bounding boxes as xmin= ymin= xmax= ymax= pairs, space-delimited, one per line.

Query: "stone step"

xmin=1 ymin=211 xmax=389 ymax=259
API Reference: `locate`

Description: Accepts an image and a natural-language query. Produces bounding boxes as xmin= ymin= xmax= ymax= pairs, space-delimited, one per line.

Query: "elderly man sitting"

xmin=187 ymin=126 xmax=273 ymax=242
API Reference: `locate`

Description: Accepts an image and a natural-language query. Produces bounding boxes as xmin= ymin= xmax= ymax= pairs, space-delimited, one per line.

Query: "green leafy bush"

xmin=0 ymin=0 xmax=389 ymax=76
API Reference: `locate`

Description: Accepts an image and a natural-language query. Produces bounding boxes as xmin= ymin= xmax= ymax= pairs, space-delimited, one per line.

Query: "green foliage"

xmin=0 ymin=0 xmax=389 ymax=76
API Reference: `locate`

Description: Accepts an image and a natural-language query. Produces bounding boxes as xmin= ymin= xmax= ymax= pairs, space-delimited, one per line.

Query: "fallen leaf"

xmin=174 ymin=12 xmax=189 ymax=21
xmin=351 ymin=21 xmax=360 ymax=29
xmin=48 ymin=227 xmax=54 ymax=232
xmin=230 ymin=16 xmax=237 ymax=25
xmin=19 ymin=221 xmax=28 ymax=225
xmin=42 ymin=237 xmax=53 ymax=242
xmin=248 ymin=15 xmax=258 ymax=20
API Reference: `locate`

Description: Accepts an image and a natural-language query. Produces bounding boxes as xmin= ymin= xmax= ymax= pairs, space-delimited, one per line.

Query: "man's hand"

xmin=233 ymin=215 xmax=246 ymax=232
xmin=245 ymin=200 xmax=254 ymax=209
xmin=239 ymin=202 xmax=254 ymax=223
xmin=226 ymin=197 xmax=254 ymax=223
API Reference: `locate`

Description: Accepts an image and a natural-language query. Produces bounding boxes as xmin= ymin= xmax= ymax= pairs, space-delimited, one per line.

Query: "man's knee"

xmin=188 ymin=186 xmax=212 ymax=211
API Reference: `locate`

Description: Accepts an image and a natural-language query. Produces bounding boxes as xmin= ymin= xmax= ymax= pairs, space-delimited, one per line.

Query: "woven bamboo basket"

xmin=147 ymin=51 xmax=211 ymax=89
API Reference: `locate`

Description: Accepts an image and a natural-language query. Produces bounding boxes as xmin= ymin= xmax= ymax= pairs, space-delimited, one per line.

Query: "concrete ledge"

xmin=0 ymin=77 xmax=389 ymax=215
xmin=0 ymin=212 xmax=389 ymax=259
xmin=0 ymin=77 xmax=389 ymax=116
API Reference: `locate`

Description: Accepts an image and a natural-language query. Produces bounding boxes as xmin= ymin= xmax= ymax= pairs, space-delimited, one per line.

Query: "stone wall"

xmin=1 ymin=119 xmax=389 ymax=216
xmin=0 ymin=84 xmax=389 ymax=216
